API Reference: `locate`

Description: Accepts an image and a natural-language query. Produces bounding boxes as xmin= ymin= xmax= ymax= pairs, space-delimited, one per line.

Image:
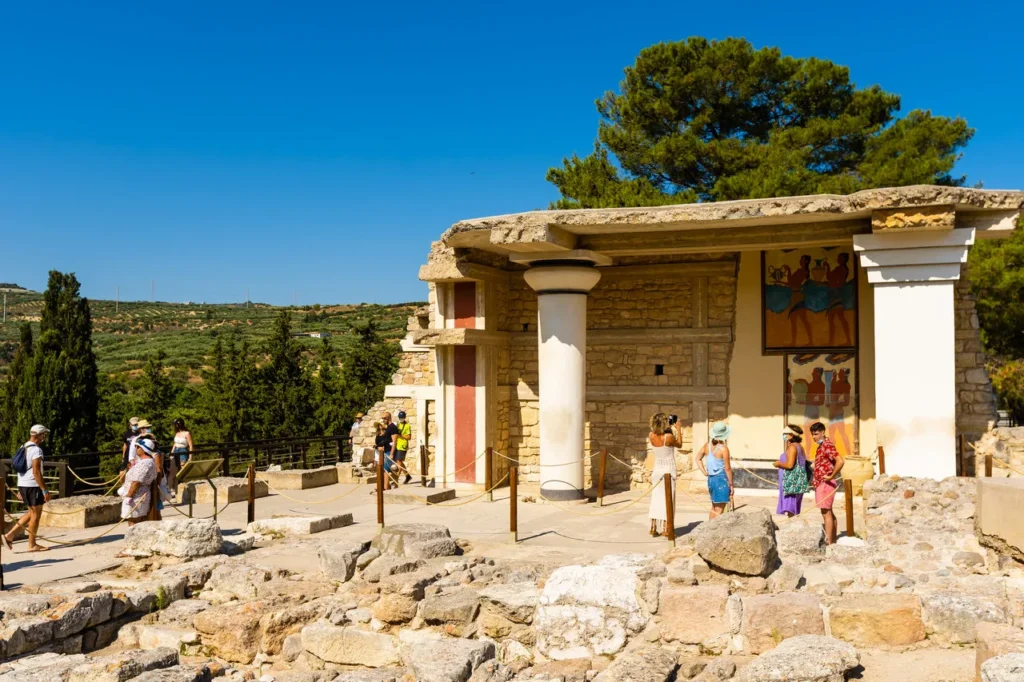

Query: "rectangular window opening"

xmin=654 ymin=364 xmax=665 ymax=376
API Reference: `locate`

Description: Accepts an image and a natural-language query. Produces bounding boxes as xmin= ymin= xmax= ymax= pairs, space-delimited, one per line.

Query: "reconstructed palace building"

xmin=357 ymin=186 xmax=1023 ymax=499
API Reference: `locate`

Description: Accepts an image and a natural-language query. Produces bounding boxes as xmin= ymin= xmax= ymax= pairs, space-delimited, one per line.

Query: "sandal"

xmin=2 ymin=535 xmax=12 ymax=549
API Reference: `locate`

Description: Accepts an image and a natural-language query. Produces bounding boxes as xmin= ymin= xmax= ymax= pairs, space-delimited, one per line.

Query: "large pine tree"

xmin=258 ymin=313 xmax=312 ymax=439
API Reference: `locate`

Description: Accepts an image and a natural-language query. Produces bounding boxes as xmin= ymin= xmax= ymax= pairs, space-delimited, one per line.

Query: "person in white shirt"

xmin=3 ymin=425 xmax=52 ymax=552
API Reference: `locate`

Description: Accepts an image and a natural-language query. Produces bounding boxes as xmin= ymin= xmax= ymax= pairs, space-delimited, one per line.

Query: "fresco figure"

xmin=787 ymin=255 xmax=814 ymax=346
xmin=825 ymin=253 xmax=854 ymax=346
xmin=828 ymin=368 xmax=853 ymax=455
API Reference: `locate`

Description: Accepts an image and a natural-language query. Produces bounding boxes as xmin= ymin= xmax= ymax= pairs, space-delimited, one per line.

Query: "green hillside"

xmin=0 ymin=293 xmax=423 ymax=381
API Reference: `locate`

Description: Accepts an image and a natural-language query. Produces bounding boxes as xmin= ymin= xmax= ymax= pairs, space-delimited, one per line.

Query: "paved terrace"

xmin=0 ymin=478 xmax=861 ymax=589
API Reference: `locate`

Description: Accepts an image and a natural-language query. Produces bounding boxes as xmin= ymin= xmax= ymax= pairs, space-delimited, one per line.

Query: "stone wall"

xmin=973 ymin=427 xmax=1024 ymax=478
xmin=955 ymin=267 xmax=998 ymax=443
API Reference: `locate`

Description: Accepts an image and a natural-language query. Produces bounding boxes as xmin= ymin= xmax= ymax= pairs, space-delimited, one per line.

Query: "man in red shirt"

xmin=810 ymin=421 xmax=845 ymax=545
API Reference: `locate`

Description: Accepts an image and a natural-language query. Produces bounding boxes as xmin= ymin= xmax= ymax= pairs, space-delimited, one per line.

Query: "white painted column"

xmin=523 ymin=265 xmax=601 ymax=499
xmin=854 ymin=229 xmax=975 ymax=479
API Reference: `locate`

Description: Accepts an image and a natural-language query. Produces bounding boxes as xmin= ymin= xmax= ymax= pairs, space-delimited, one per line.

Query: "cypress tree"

xmin=0 ymin=323 xmax=34 ymax=453
xmin=340 ymin=321 xmax=399 ymax=419
xmin=138 ymin=350 xmax=176 ymax=444
xmin=259 ymin=312 xmax=312 ymax=439
xmin=312 ymin=338 xmax=347 ymax=436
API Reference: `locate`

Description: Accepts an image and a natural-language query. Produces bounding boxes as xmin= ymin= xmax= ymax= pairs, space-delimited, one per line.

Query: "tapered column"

xmin=854 ymin=228 xmax=974 ymax=479
xmin=523 ymin=264 xmax=601 ymax=500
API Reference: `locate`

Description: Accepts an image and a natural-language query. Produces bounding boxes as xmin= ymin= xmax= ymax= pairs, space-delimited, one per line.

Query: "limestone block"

xmin=67 ymin=647 xmax=179 ymax=682
xmin=185 ymin=477 xmax=268 ymax=504
xmin=136 ymin=625 xmax=199 ymax=650
xmin=420 ymin=589 xmax=480 ymax=633
xmin=40 ymin=495 xmax=121 ymax=529
xmin=658 ymin=584 xmax=730 ymax=648
xmin=828 ymin=594 xmax=925 ymax=648
xmin=373 ymin=594 xmax=420 ymax=624
xmin=260 ymin=466 xmax=339 ymax=490
xmin=123 ymin=518 xmax=223 ymax=559
xmin=193 ymin=600 xmax=271 ymax=664
xmin=247 ymin=513 xmax=353 ymax=536
xmin=1 ymin=616 xmax=54 ymax=658
xmin=42 ymin=597 xmax=94 ymax=640
xmin=362 ymin=556 xmax=424 ymax=583
xmin=319 ymin=541 xmax=371 ymax=582
xmin=478 ymin=584 xmax=539 ymax=624
xmin=593 ymin=647 xmax=677 ymax=682
xmin=735 ymin=635 xmax=860 ymax=682
xmin=372 ymin=523 xmax=458 ymax=559
xmin=982 ymin=653 xmax=1024 ymax=682
xmin=156 ymin=599 xmax=211 ymax=629
xmin=0 ymin=593 xmax=54 ymax=620
xmin=0 ymin=652 xmax=88 ymax=682
xmin=535 ymin=565 xmax=647 ymax=660
xmin=739 ymin=593 xmax=824 ymax=654
xmin=777 ymin=523 xmax=826 ymax=560
xmin=203 ymin=563 xmax=275 ymax=601
xmin=976 ymin=622 xmax=1024 ymax=680
xmin=403 ymin=638 xmax=495 ymax=682
xmin=693 ymin=509 xmax=779 ymax=577
xmin=259 ymin=601 xmax=325 ymax=655
xmin=301 ymin=621 xmax=402 ymax=668
xmin=131 ymin=665 xmax=213 ymax=682
xmin=921 ymin=591 xmax=1007 ymax=645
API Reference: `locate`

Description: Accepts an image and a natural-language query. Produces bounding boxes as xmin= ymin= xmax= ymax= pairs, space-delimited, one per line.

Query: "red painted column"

xmin=453 ymin=283 xmax=477 ymax=483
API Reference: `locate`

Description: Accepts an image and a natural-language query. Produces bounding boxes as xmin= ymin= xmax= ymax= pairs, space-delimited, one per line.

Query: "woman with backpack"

xmin=3 ymin=425 xmax=51 ymax=552
xmin=773 ymin=424 xmax=808 ymax=517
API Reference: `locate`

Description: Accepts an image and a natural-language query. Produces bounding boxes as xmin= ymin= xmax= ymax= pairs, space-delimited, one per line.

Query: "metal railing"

xmin=2 ymin=434 xmax=353 ymax=514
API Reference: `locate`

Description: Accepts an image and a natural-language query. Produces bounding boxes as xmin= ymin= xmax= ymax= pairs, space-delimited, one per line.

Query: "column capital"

xmin=853 ymin=228 xmax=975 ymax=285
xmin=523 ymin=264 xmax=602 ymax=295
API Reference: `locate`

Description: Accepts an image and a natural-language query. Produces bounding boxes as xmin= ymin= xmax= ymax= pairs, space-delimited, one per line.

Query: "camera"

xmin=668 ymin=414 xmax=679 ymax=426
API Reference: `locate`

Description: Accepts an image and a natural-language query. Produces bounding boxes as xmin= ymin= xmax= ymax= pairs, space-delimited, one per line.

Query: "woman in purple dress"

xmin=773 ymin=425 xmax=806 ymax=517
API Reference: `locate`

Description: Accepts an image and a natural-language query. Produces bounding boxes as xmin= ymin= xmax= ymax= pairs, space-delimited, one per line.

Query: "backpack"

xmin=12 ymin=445 xmax=28 ymax=475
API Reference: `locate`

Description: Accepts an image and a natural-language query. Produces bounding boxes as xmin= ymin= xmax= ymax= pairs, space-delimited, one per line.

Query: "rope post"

xmin=878 ymin=446 xmax=886 ymax=475
xmin=420 ymin=445 xmax=427 ymax=487
xmin=300 ymin=442 xmax=308 ymax=470
xmin=1 ymin=463 xmax=6 ymax=590
xmin=663 ymin=473 xmax=675 ymax=545
xmin=188 ymin=484 xmax=194 ymax=518
xmin=57 ymin=461 xmax=70 ymax=499
xmin=376 ymin=452 xmax=385 ymax=529
xmin=485 ymin=447 xmax=494 ymax=502
xmin=844 ymin=478 xmax=854 ymax=538
xmin=148 ymin=480 xmax=160 ymax=521
xmin=247 ymin=462 xmax=256 ymax=525
xmin=985 ymin=454 xmax=993 ymax=478
xmin=597 ymin=449 xmax=607 ymax=507
xmin=509 ymin=466 xmax=518 ymax=544
xmin=213 ymin=485 xmax=219 ymax=522
xmin=958 ymin=434 xmax=966 ymax=477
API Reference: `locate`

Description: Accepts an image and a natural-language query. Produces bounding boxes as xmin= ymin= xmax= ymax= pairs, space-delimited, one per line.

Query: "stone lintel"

xmin=489 ymin=225 xmax=577 ymax=252
xmin=597 ymin=261 xmax=738 ymax=279
xmin=411 ymin=328 xmax=510 ymax=347
xmin=871 ymin=205 xmax=955 ymax=232
xmin=418 ymin=261 xmax=510 ymax=284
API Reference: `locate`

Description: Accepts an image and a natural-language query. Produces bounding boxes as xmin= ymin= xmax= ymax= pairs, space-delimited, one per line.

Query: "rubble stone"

xmin=193 ymin=600 xmax=272 ymax=663
xmin=593 ymin=647 xmax=677 ymax=682
xmin=123 ymin=519 xmax=223 ymax=559
xmin=735 ymin=635 xmax=859 ymax=682
xmin=982 ymin=653 xmax=1024 ymax=682
xmin=658 ymin=585 xmax=730 ymax=649
xmin=319 ymin=542 xmax=370 ymax=582
xmin=976 ymin=622 xmax=1024 ymax=680
xmin=828 ymin=594 xmax=925 ymax=648
xmin=300 ymin=621 xmax=402 ymax=668
xmin=920 ymin=591 xmax=1007 ymax=645
xmin=372 ymin=524 xmax=458 ymax=560
xmin=67 ymin=647 xmax=179 ymax=682
xmin=403 ymin=638 xmax=496 ymax=682
xmin=692 ymin=509 xmax=778 ymax=576
xmin=740 ymin=593 xmax=825 ymax=654
xmin=362 ymin=556 xmax=424 ymax=583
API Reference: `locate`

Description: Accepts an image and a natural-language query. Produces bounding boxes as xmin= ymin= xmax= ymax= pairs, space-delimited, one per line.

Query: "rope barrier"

xmin=67 ymin=467 xmax=122 ymax=488
xmin=527 ymin=479 xmax=662 ymax=517
xmin=255 ymin=477 xmax=368 ymax=505
xmin=165 ymin=496 xmax=234 ymax=520
xmin=991 ymin=458 xmax=1024 ymax=477
xmin=4 ymin=497 xmax=146 ymax=548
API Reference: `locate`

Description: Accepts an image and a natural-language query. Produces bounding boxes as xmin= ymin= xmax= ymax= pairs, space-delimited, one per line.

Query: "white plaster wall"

xmin=873 ymin=281 xmax=956 ymax=478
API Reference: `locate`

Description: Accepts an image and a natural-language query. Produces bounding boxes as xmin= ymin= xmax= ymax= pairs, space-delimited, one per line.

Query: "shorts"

xmin=393 ymin=450 xmax=407 ymax=462
xmin=19 ymin=486 xmax=46 ymax=508
xmin=707 ymin=473 xmax=731 ymax=505
xmin=172 ymin=448 xmax=189 ymax=467
xmin=815 ymin=480 xmax=838 ymax=509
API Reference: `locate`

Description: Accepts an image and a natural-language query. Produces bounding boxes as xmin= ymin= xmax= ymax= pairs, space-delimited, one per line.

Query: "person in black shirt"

xmin=382 ymin=412 xmax=399 ymax=490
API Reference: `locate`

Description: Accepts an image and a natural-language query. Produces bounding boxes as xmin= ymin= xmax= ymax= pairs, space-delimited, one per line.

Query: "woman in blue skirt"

xmin=697 ymin=421 xmax=734 ymax=519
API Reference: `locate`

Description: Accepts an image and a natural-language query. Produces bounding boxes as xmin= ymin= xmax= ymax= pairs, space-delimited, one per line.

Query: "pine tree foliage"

xmin=548 ymin=37 xmax=973 ymax=208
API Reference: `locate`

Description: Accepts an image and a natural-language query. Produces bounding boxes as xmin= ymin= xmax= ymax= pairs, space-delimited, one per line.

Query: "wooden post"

xmin=596 ymin=449 xmax=607 ymax=507
xmin=485 ymin=447 xmax=494 ymax=502
xmin=247 ymin=462 xmax=256 ymax=524
xmin=212 ymin=485 xmax=218 ymax=522
xmin=509 ymin=466 xmax=518 ymax=544
xmin=663 ymin=473 xmax=675 ymax=545
xmin=985 ymin=454 xmax=993 ymax=478
xmin=300 ymin=442 xmax=308 ymax=470
xmin=877 ymin=446 xmax=886 ymax=475
xmin=376 ymin=452 xmax=385 ymax=529
xmin=1 ymin=463 xmax=6 ymax=590
xmin=958 ymin=434 xmax=966 ymax=478
xmin=57 ymin=461 xmax=70 ymax=499
xmin=420 ymin=445 xmax=427 ymax=487
xmin=148 ymin=479 xmax=161 ymax=521
xmin=844 ymin=478 xmax=854 ymax=538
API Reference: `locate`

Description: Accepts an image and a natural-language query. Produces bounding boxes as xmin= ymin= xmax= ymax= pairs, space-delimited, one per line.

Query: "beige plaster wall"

xmin=726 ymin=252 xmax=784 ymax=461
xmin=858 ymin=264 xmax=877 ymax=461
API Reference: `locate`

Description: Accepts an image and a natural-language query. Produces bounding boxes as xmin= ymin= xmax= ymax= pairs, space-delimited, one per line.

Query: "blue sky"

xmin=2 ymin=0 xmax=1021 ymax=305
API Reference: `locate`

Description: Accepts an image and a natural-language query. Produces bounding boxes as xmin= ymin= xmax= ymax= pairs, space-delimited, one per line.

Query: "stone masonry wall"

xmin=955 ymin=267 xmax=998 ymax=444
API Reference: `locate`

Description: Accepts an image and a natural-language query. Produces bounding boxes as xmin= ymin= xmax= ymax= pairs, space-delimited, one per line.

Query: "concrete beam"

xmin=490 ymin=225 xmax=577 ymax=252
xmin=418 ymin=261 xmax=510 ymax=284
xmin=509 ymin=249 xmax=613 ymax=266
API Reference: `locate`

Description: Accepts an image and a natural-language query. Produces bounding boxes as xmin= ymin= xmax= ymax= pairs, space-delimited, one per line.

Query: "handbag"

xmin=782 ymin=458 xmax=810 ymax=495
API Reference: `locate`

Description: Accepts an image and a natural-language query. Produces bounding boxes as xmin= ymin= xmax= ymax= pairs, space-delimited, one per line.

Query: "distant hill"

xmin=0 ymin=293 xmax=424 ymax=381
xmin=0 ymin=283 xmax=30 ymax=293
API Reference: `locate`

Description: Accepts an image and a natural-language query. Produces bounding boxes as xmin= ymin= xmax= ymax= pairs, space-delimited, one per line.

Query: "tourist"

xmin=646 ymin=413 xmax=679 ymax=537
xmin=369 ymin=421 xmax=389 ymax=495
xmin=773 ymin=424 xmax=808 ymax=517
xmin=394 ymin=411 xmax=412 ymax=485
xmin=810 ymin=421 xmax=845 ymax=544
xmin=696 ymin=421 xmax=733 ymax=519
xmin=168 ymin=418 xmax=194 ymax=500
xmin=382 ymin=412 xmax=399 ymax=490
xmin=350 ymin=413 xmax=363 ymax=446
xmin=119 ymin=416 xmax=141 ymax=471
xmin=120 ymin=418 xmax=152 ymax=471
xmin=3 ymin=425 xmax=51 ymax=553
xmin=118 ymin=437 xmax=159 ymax=529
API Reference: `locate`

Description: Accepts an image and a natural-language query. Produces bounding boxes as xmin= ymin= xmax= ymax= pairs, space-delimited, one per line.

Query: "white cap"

xmin=30 ymin=424 xmax=50 ymax=435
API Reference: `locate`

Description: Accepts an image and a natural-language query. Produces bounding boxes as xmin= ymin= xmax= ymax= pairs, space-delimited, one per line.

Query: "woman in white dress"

xmin=647 ymin=412 xmax=679 ymax=537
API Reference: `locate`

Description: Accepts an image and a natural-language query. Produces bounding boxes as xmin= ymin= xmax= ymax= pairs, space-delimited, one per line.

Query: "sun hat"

xmin=782 ymin=424 xmax=803 ymax=437
xmin=137 ymin=419 xmax=152 ymax=429
xmin=136 ymin=438 xmax=157 ymax=456
xmin=30 ymin=424 xmax=50 ymax=435
xmin=129 ymin=417 xmax=140 ymax=426
xmin=710 ymin=421 xmax=732 ymax=441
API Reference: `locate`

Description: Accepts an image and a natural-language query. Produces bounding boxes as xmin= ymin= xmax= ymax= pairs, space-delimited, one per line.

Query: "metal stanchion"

xmin=878 ymin=446 xmax=886 ymax=475
xmin=596 ymin=449 xmax=607 ymax=507
xmin=486 ymin=447 xmax=494 ymax=502
xmin=844 ymin=478 xmax=854 ymax=538
xmin=376 ymin=453 xmax=385 ymax=529
xmin=510 ymin=466 xmax=518 ymax=544
xmin=247 ymin=462 xmax=256 ymax=525
xmin=663 ymin=473 xmax=675 ymax=545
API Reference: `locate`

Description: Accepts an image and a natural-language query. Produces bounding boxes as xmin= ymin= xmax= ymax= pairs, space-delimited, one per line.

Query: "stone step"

xmin=260 ymin=466 xmax=339 ymax=490
xmin=40 ymin=495 xmax=121 ymax=529
xmin=248 ymin=513 xmax=354 ymax=536
xmin=382 ymin=487 xmax=456 ymax=505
